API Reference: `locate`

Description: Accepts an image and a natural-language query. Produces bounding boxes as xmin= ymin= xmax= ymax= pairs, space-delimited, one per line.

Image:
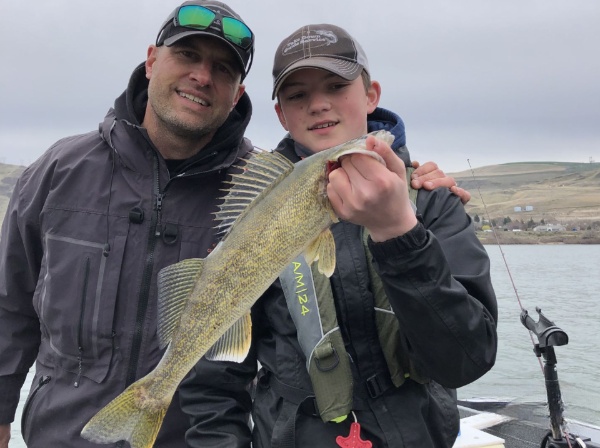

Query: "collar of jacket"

xmin=99 ymin=62 xmax=254 ymax=176
xmin=367 ymin=107 xmax=411 ymax=166
xmin=273 ymin=135 xmax=301 ymax=162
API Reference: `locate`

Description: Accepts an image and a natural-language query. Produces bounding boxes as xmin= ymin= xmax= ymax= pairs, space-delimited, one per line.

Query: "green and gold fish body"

xmin=81 ymin=130 xmax=393 ymax=448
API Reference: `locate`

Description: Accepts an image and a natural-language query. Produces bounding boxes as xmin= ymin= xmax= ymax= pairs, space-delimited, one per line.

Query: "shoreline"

xmin=477 ymin=230 xmax=600 ymax=245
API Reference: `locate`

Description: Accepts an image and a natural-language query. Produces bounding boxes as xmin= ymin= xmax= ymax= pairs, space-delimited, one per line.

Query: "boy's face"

xmin=275 ymin=68 xmax=380 ymax=153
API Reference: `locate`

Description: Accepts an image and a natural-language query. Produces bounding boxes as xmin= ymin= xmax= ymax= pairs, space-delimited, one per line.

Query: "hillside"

xmin=0 ymin=163 xmax=25 ymax=225
xmin=450 ymin=162 xmax=600 ymax=224
xmin=1 ymin=161 xmax=599 ymax=241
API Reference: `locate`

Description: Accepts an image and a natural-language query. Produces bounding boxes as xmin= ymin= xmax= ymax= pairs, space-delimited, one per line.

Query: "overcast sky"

xmin=1 ymin=1 xmax=598 ymax=173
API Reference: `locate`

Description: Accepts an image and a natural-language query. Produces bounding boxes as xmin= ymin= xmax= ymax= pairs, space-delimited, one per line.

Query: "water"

xmin=9 ymin=245 xmax=600 ymax=446
xmin=459 ymin=244 xmax=600 ymax=426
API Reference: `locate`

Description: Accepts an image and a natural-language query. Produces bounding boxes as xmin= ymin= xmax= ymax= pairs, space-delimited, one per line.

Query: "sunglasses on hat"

xmin=161 ymin=4 xmax=253 ymax=50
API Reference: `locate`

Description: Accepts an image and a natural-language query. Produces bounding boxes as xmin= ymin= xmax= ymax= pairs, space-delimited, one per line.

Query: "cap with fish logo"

xmin=272 ymin=24 xmax=370 ymax=99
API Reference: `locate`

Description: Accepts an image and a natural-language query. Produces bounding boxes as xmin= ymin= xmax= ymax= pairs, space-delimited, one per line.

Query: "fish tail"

xmin=81 ymin=378 xmax=168 ymax=448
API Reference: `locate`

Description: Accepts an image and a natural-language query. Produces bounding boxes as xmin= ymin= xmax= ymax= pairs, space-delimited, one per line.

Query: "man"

xmin=181 ymin=24 xmax=497 ymax=447
xmin=0 ymin=2 xmax=467 ymax=447
xmin=0 ymin=1 xmax=255 ymax=446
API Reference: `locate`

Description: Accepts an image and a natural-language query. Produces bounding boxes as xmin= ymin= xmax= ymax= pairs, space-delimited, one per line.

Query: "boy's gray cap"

xmin=272 ymin=24 xmax=369 ymax=99
xmin=156 ymin=0 xmax=254 ymax=79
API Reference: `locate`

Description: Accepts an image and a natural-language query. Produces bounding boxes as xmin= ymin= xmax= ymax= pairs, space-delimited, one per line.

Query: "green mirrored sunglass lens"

xmin=178 ymin=5 xmax=215 ymax=28
xmin=222 ymin=17 xmax=252 ymax=47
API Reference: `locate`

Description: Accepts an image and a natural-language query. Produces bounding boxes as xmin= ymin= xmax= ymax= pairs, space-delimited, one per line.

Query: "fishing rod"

xmin=466 ymin=160 xmax=599 ymax=448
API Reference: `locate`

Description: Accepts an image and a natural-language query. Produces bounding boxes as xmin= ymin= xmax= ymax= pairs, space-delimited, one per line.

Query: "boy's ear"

xmin=274 ymin=102 xmax=290 ymax=131
xmin=367 ymin=80 xmax=382 ymax=114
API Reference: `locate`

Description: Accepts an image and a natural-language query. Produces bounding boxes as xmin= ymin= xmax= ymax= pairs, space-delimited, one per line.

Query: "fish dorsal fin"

xmin=205 ymin=311 xmax=252 ymax=362
xmin=304 ymin=228 xmax=337 ymax=277
xmin=214 ymin=151 xmax=295 ymax=237
xmin=156 ymin=258 xmax=204 ymax=349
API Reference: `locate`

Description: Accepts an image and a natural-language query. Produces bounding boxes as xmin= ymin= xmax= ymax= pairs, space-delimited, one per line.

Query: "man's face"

xmin=275 ymin=68 xmax=379 ymax=153
xmin=144 ymin=36 xmax=245 ymax=151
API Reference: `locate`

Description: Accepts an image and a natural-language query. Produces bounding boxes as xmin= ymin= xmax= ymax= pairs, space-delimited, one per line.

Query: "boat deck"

xmin=458 ymin=400 xmax=600 ymax=448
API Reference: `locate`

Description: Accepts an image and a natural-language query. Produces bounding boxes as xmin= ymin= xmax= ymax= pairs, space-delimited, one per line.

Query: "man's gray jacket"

xmin=0 ymin=62 xmax=254 ymax=447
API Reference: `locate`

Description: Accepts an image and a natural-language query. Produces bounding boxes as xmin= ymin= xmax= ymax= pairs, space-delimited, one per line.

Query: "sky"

xmin=1 ymin=0 xmax=599 ymax=173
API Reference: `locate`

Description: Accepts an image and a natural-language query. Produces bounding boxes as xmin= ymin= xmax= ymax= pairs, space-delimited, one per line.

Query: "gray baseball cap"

xmin=272 ymin=24 xmax=370 ymax=99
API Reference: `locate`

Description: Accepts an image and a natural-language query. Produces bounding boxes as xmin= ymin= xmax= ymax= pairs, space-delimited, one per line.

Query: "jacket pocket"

xmin=35 ymin=233 xmax=127 ymax=384
xmin=20 ymin=374 xmax=51 ymax=440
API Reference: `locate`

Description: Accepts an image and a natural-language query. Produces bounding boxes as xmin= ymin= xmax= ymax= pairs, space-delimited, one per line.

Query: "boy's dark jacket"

xmin=181 ymin=107 xmax=499 ymax=447
xmin=0 ymin=62 xmax=254 ymax=447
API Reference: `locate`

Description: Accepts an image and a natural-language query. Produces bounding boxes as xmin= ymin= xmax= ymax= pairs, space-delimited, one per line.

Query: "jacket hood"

xmin=367 ymin=107 xmax=411 ymax=166
xmin=102 ymin=62 xmax=253 ymax=173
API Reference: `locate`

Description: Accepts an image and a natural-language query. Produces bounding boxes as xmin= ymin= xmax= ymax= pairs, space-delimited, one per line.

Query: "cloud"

xmin=1 ymin=0 xmax=598 ymax=172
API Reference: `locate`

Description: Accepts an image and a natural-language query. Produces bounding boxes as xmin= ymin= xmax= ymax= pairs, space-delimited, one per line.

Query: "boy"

xmin=181 ymin=24 xmax=497 ymax=448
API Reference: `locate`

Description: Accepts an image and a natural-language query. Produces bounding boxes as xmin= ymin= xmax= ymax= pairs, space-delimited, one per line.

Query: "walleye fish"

xmin=81 ymin=130 xmax=394 ymax=448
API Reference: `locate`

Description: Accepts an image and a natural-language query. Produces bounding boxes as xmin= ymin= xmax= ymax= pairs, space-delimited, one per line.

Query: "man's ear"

xmin=231 ymin=84 xmax=246 ymax=111
xmin=274 ymin=102 xmax=289 ymax=131
xmin=366 ymin=80 xmax=381 ymax=114
xmin=145 ymin=45 xmax=158 ymax=79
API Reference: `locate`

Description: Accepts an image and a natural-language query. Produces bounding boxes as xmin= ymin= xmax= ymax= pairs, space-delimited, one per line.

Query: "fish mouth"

xmin=322 ymin=131 xmax=392 ymax=180
xmin=325 ymin=149 xmax=386 ymax=180
xmin=178 ymin=91 xmax=210 ymax=107
xmin=326 ymin=160 xmax=342 ymax=178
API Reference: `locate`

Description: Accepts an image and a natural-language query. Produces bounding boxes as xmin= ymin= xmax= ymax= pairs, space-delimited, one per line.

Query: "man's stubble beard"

xmin=146 ymin=75 xmax=225 ymax=143
xmin=150 ymin=97 xmax=215 ymax=141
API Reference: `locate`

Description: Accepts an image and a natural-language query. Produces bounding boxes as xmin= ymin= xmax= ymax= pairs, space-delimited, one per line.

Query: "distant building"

xmin=514 ymin=206 xmax=522 ymax=212
xmin=525 ymin=205 xmax=534 ymax=211
xmin=533 ymin=224 xmax=566 ymax=232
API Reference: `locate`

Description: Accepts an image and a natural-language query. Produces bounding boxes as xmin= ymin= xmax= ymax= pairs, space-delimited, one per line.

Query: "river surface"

xmin=9 ymin=245 xmax=600 ymax=446
xmin=459 ymin=244 xmax=600 ymax=426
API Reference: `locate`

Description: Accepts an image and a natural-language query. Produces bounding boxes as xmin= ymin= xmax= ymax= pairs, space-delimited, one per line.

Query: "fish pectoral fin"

xmin=156 ymin=258 xmax=204 ymax=349
xmin=205 ymin=311 xmax=252 ymax=363
xmin=304 ymin=229 xmax=336 ymax=277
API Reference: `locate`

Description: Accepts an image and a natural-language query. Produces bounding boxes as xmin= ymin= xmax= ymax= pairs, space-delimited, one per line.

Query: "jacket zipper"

xmin=74 ymin=256 xmax=91 ymax=387
xmin=124 ymin=154 xmax=162 ymax=388
xmin=122 ymin=150 xmax=221 ymax=400
xmin=21 ymin=375 xmax=51 ymax=437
